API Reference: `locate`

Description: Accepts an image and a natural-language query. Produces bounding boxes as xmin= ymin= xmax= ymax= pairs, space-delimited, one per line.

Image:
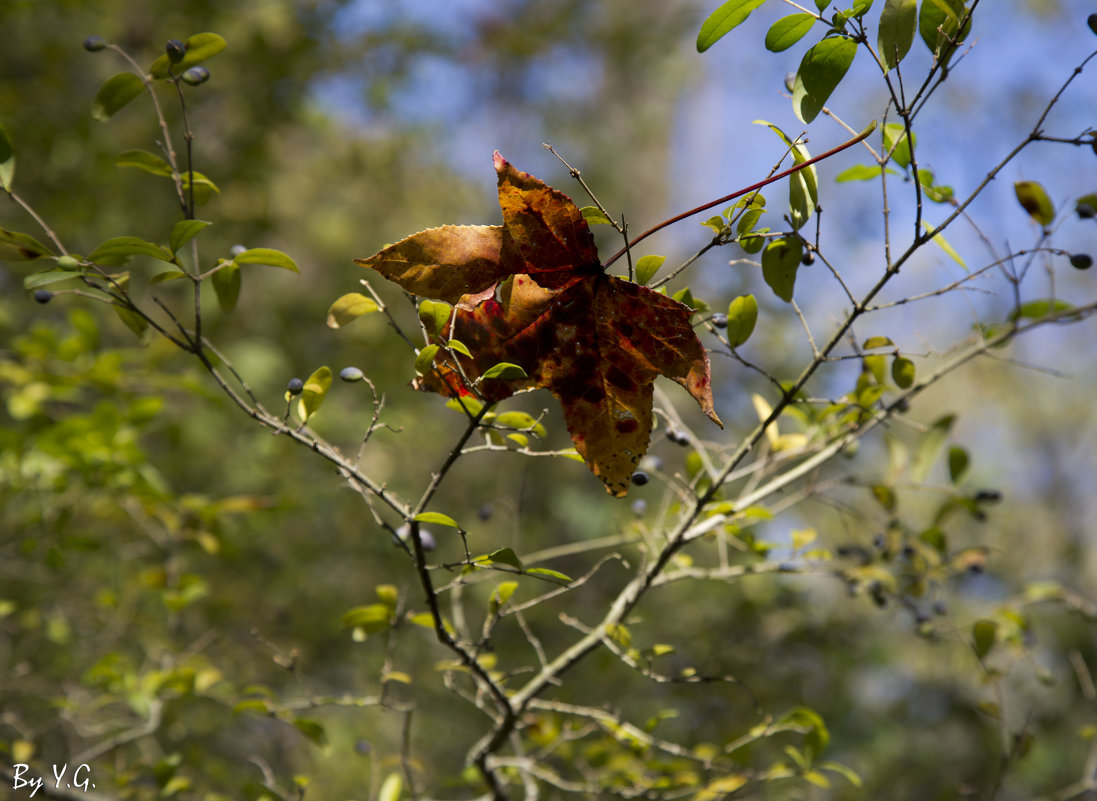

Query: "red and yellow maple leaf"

xmin=355 ymin=152 xmax=721 ymax=496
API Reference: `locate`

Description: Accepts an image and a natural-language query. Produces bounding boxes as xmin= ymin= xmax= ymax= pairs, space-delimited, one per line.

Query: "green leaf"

xmin=781 ymin=706 xmax=830 ymax=759
xmin=23 ymin=269 xmax=82 ymax=289
xmin=579 ymin=205 xmax=613 ymax=225
xmin=148 ymin=33 xmax=227 ymax=79
xmin=735 ymin=198 xmax=767 ymax=237
xmin=605 ymin=622 xmax=631 ymax=648
xmin=0 ymin=121 xmax=14 ymax=191
xmin=446 ymin=339 xmax=472 ymax=358
xmin=922 ymin=223 xmax=966 ymax=270
xmin=445 ymin=396 xmax=485 ymax=416
xmin=872 ymin=484 xmax=897 ymax=511
xmin=414 ymin=344 xmax=440 ymax=377
xmin=326 ymin=292 xmax=380 ymax=328
xmin=972 ymin=619 xmax=997 ymax=659
xmin=765 ymin=13 xmax=816 ymax=52
xmin=296 ymin=365 xmax=332 ymax=422
xmin=150 ymin=269 xmax=188 ymax=284
xmin=697 ymin=0 xmax=768 ymax=52
xmin=882 ymin=122 xmax=916 ymax=168
xmin=726 ymin=294 xmax=758 ymax=348
xmin=672 ymin=286 xmax=710 ymax=314
xmin=233 ymin=247 xmax=298 ymax=272
xmin=948 ymin=445 xmax=969 ymax=484
xmin=918 ymin=169 xmax=954 ymax=203
xmin=292 ymin=718 xmax=328 ymax=747
xmin=701 ymin=214 xmax=728 ymax=234
xmin=91 ymin=73 xmax=145 ymax=121
xmin=911 ymin=414 xmax=954 ymax=483
xmin=232 ymin=699 xmax=271 ymax=715
xmin=919 ymin=526 xmax=947 ymax=553
xmin=340 ymin=603 xmax=393 ymax=632
xmin=891 ymin=355 xmax=915 ymax=388
xmin=170 ymin=219 xmax=211 ymax=253
xmin=413 ymin=511 xmax=459 ymax=528
xmin=792 ymin=37 xmax=857 ymax=123
xmin=864 ymin=353 xmax=887 ymax=384
xmin=491 ymin=581 xmax=519 ymax=610
xmin=487 ymin=548 xmax=522 ymax=570
xmin=495 ymin=411 xmax=547 ymax=437
xmin=211 ymin=262 xmax=241 ymax=312
xmin=878 ymin=0 xmax=917 ymax=70
xmin=919 ymin=0 xmax=969 ymax=63
xmin=835 ymin=164 xmax=886 ymax=182
xmin=114 ymin=149 xmax=173 ymax=176
xmin=1014 ymin=181 xmax=1055 ymax=226
xmin=761 ymin=237 xmax=803 ymax=302
xmin=87 ymin=236 xmax=173 ymax=264
xmin=1011 ymin=299 xmax=1073 ymax=321
xmin=754 ymin=120 xmax=817 ymax=229
xmin=418 ymin=299 xmax=453 ymax=335
xmin=634 ymin=254 xmax=665 ymax=285
xmin=482 ymin=362 xmax=527 ymax=380
xmin=1 ymin=226 xmax=53 ymax=261
xmin=739 ymin=227 xmax=769 ymax=254
xmin=378 ymin=773 xmax=403 ymax=801
xmin=525 ymin=567 xmax=572 ymax=584
xmin=113 ymin=304 xmax=149 ymax=339
xmin=696 ymin=775 xmax=749 ymax=800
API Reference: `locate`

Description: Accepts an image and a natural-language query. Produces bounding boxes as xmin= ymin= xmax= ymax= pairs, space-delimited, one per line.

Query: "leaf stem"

xmin=602 ymin=123 xmax=876 ymax=269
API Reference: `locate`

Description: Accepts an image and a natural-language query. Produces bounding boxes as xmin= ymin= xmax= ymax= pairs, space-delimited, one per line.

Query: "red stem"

xmin=602 ymin=123 xmax=876 ymax=269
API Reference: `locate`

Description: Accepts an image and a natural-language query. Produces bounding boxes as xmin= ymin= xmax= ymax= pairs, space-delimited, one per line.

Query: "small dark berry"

xmin=477 ymin=503 xmax=493 ymax=521
xmin=1076 ymin=203 xmax=1095 ymax=219
xmin=801 ymin=250 xmax=815 ymax=266
xmin=666 ymin=428 xmax=690 ymax=446
xmin=230 ymin=244 xmax=247 ymax=256
xmin=83 ymin=36 xmax=107 ymax=52
xmin=914 ymin=610 xmax=930 ymax=625
xmin=166 ymin=39 xmax=186 ymax=63
xmin=967 ymin=562 xmax=984 ymax=574
xmin=630 ymin=499 xmax=648 ymax=517
xmin=870 ymin=583 xmax=887 ymax=607
xmin=287 ymin=377 xmax=305 ymax=396
xmin=181 ymin=66 xmax=210 ymax=86
xmin=339 ymin=366 xmax=364 ymax=382
xmin=710 ymin=313 xmax=728 ymax=329
xmin=355 ymin=740 xmax=371 ymax=755
xmin=1070 ymin=253 xmax=1093 ymax=270
xmin=631 ymin=471 xmax=649 ymax=486
xmin=873 ymin=533 xmax=886 ymax=550
xmin=1089 ymin=14 xmax=1097 ymax=35
xmin=33 ymin=289 xmax=53 ymax=304
xmin=974 ymin=489 xmax=1002 ymax=503
xmin=933 ymin=600 xmax=949 ymax=616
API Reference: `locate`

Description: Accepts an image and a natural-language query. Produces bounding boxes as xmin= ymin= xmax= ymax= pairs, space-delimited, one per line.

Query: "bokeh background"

xmin=2 ymin=1 xmax=1096 ymax=799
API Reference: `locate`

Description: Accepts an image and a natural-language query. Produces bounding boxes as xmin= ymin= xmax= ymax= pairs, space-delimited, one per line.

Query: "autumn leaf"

xmin=354 ymin=152 xmax=721 ymax=496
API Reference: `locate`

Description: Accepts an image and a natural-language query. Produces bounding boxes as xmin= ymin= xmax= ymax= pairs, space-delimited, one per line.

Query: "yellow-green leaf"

xmin=326 ymin=292 xmax=380 ymax=328
xmin=296 ymin=365 xmax=332 ymax=422
xmin=412 ymin=511 xmax=458 ymax=527
xmin=148 ymin=33 xmax=227 ymax=79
